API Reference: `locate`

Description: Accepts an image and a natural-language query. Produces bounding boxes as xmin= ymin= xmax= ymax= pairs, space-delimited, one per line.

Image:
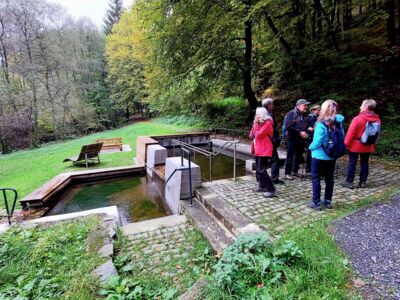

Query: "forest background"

xmin=0 ymin=0 xmax=399 ymax=157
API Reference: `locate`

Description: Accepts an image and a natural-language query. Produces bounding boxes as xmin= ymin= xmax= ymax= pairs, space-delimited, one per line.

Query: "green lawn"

xmin=0 ymin=216 xmax=104 ymax=299
xmin=0 ymin=121 xmax=187 ymax=205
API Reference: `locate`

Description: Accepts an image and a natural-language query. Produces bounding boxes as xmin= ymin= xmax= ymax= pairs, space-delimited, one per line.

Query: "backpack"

xmin=281 ymin=109 xmax=299 ymax=138
xmin=321 ymin=121 xmax=346 ymax=159
xmin=360 ymin=121 xmax=380 ymax=145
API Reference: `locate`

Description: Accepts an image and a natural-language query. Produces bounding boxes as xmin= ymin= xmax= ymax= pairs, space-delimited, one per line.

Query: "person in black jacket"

xmin=305 ymin=104 xmax=321 ymax=174
xmin=284 ymin=99 xmax=310 ymax=179
xmin=262 ymin=98 xmax=284 ymax=184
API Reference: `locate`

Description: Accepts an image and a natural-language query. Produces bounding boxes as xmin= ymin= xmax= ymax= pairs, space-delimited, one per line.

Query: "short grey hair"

xmin=262 ymin=98 xmax=274 ymax=107
xmin=361 ymin=99 xmax=377 ymax=111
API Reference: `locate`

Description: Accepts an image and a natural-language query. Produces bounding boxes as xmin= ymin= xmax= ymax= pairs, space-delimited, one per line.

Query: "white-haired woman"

xmin=250 ymin=107 xmax=276 ymax=198
xmin=308 ymin=100 xmax=344 ymax=210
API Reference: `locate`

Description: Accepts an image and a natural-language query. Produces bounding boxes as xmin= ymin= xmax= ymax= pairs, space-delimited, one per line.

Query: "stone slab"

xmin=146 ymin=144 xmax=168 ymax=176
xmin=179 ymin=278 xmax=209 ymax=300
xmin=121 ymin=215 xmax=187 ymax=236
xmin=92 ymin=259 xmax=118 ymax=283
xmin=99 ymin=243 xmax=114 ymax=258
xmin=22 ymin=206 xmax=121 ymax=226
xmin=246 ymin=159 xmax=256 ymax=172
xmin=195 ymin=187 xmax=263 ymax=237
xmin=183 ymin=199 xmax=235 ymax=253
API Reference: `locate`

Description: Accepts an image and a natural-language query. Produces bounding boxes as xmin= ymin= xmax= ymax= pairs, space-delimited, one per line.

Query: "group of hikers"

xmin=250 ymin=97 xmax=381 ymax=210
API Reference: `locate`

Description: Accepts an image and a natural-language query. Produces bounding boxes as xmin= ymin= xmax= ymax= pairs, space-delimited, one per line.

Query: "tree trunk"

xmin=243 ymin=14 xmax=258 ymax=110
xmin=387 ymin=0 xmax=396 ymax=44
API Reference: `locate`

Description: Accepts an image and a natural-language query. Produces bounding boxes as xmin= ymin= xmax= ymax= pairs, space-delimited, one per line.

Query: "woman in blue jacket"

xmin=308 ymin=100 xmax=344 ymax=210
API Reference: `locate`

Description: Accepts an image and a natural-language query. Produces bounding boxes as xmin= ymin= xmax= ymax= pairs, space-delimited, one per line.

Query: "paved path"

xmin=333 ymin=194 xmax=400 ymax=299
xmin=203 ymin=159 xmax=400 ymax=236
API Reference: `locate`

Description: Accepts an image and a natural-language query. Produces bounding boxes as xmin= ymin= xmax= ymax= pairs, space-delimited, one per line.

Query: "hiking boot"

xmin=263 ymin=191 xmax=276 ymax=198
xmin=342 ymin=181 xmax=354 ymax=189
xmin=358 ymin=182 xmax=367 ymax=188
xmin=285 ymin=174 xmax=294 ymax=180
xmin=273 ymin=179 xmax=285 ymax=185
xmin=308 ymin=200 xmax=322 ymax=211
xmin=321 ymin=199 xmax=333 ymax=209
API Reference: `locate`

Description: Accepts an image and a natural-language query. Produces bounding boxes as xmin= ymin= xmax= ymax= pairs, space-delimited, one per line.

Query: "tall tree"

xmin=103 ymin=0 xmax=124 ymax=35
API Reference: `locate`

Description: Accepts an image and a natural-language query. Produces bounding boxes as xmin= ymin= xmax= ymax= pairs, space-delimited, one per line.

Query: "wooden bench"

xmin=95 ymin=138 xmax=123 ymax=151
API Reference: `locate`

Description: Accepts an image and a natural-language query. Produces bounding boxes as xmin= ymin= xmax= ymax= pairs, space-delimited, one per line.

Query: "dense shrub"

xmin=210 ymin=233 xmax=302 ymax=299
xmin=156 ymin=97 xmax=250 ymax=129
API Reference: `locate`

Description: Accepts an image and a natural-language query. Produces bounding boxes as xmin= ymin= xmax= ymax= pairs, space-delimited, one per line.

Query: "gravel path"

xmin=333 ymin=193 xmax=400 ymax=300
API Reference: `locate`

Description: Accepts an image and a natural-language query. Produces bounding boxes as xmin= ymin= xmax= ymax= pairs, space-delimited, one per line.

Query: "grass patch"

xmin=108 ymin=227 xmax=215 ymax=299
xmin=0 ymin=121 xmax=186 ymax=207
xmin=0 ymin=216 xmax=103 ymax=299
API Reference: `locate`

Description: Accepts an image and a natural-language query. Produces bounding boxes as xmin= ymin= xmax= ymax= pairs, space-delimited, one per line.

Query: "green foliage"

xmin=0 ymin=217 xmax=102 ymax=299
xmin=99 ymin=276 xmax=178 ymax=300
xmin=156 ymin=97 xmax=249 ymax=129
xmin=204 ymin=97 xmax=249 ymax=128
xmin=210 ymin=233 xmax=302 ymax=299
xmin=155 ymin=115 xmax=209 ymax=128
xmin=113 ymin=228 xmax=216 ymax=297
xmin=375 ymin=104 xmax=400 ymax=158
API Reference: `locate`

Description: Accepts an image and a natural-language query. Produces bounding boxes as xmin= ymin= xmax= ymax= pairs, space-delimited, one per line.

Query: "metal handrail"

xmin=0 ymin=188 xmax=18 ymax=225
xmin=171 ymin=138 xmax=239 ymax=181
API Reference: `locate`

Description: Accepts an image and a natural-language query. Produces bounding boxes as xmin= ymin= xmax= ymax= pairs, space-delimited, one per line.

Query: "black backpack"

xmin=321 ymin=121 xmax=346 ymax=159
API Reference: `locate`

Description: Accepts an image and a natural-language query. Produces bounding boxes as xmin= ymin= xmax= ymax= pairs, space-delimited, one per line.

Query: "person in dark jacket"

xmin=305 ymin=104 xmax=321 ymax=174
xmin=262 ymin=98 xmax=284 ymax=184
xmin=284 ymin=99 xmax=310 ymax=180
xmin=343 ymin=99 xmax=381 ymax=189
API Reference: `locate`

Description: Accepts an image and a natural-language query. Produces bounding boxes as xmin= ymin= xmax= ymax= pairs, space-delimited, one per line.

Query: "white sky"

xmin=50 ymin=0 xmax=134 ymax=29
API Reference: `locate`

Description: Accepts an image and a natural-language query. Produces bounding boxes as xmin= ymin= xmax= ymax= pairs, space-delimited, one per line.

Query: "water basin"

xmin=47 ymin=176 xmax=167 ymax=224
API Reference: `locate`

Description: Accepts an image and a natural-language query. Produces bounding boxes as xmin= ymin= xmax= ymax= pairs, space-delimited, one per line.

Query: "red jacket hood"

xmin=359 ymin=111 xmax=380 ymax=122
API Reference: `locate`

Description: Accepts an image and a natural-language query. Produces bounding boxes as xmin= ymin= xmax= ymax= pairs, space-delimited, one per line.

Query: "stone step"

xmin=182 ymin=199 xmax=235 ymax=253
xmin=195 ymin=186 xmax=263 ymax=237
xmin=121 ymin=215 xmax=187 ymax=236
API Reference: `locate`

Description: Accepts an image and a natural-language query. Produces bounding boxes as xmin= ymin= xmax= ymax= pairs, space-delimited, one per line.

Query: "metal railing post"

xmin=181 ymin=147 xmax=184 ymax=167
xmin=209 ymin=156 xmax=212 ymax=181
xmin=188 ymin=150 xmax=193 ymax=207
xmin=233 ymin=142 xmax=237 ymax=180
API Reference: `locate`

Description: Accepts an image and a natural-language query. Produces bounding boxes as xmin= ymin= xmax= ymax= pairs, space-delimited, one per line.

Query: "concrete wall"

xmin=165 ymin=157 xmax=201 ymax=214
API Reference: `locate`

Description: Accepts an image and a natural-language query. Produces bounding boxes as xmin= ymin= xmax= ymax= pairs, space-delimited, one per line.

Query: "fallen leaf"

xmin=352 ymin=278 xmax=366 ymax=288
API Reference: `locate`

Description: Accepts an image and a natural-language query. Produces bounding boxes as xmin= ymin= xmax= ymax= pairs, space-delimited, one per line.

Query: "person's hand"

xmin=300 ymin=131 xmax=309 ymax=139
xmin=308 ymin=127 xmax=314 ymax=132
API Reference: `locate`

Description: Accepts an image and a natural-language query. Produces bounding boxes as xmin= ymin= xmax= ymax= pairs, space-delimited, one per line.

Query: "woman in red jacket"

xmin=343 ymin=99 xmax=381 ymax=189
xmin=251 ymin=107 xmax=276 ymax=198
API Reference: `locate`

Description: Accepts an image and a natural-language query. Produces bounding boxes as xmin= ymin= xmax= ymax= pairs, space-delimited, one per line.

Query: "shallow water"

xmin=47 ymin=176 xmax=167 ymax=224
xmin=169 ymin=146 xmax=249 ymax=181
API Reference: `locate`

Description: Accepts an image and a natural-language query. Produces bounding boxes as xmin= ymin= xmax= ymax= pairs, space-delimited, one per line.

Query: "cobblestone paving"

xmin=119 ymin=221 xmax=212 ymax=283
xmin=205 ymin=161 xmax=400 ymax=237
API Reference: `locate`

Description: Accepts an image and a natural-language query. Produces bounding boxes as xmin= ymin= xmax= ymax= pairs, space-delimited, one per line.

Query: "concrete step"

xmin=195 ymin=186 xmax=263 ymax=237
xmin=121 ymin=215 xmax=187 ymax=236
xmin=182 ymin=199 xmax=235 ymax=253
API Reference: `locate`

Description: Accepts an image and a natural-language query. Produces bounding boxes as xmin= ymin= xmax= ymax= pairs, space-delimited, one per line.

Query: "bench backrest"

xmin=76 ymin=143 xmax=103 ymax=161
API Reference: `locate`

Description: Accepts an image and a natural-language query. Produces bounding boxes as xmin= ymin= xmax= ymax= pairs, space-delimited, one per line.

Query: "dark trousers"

xmin=285 ymin=140 xmax=304 ymax=175
xmin=346 ymin=151 xmax=371 ymax=183
xmin=270 ymin=146 xmax=280 ymax=182
xmin=256 ymin=156 xmax=275 ymax=192
xmin=311 ymin=158 xmax=336 ymax=202
xmin=305 ymin=149 xmax=312 ymax=173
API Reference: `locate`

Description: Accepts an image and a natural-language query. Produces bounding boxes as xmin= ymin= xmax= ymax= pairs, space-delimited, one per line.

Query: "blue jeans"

xmin=346 ymin=151 xmax=371 ymax=183
xmin=311 ymin=158 xmax=336 ymax=203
